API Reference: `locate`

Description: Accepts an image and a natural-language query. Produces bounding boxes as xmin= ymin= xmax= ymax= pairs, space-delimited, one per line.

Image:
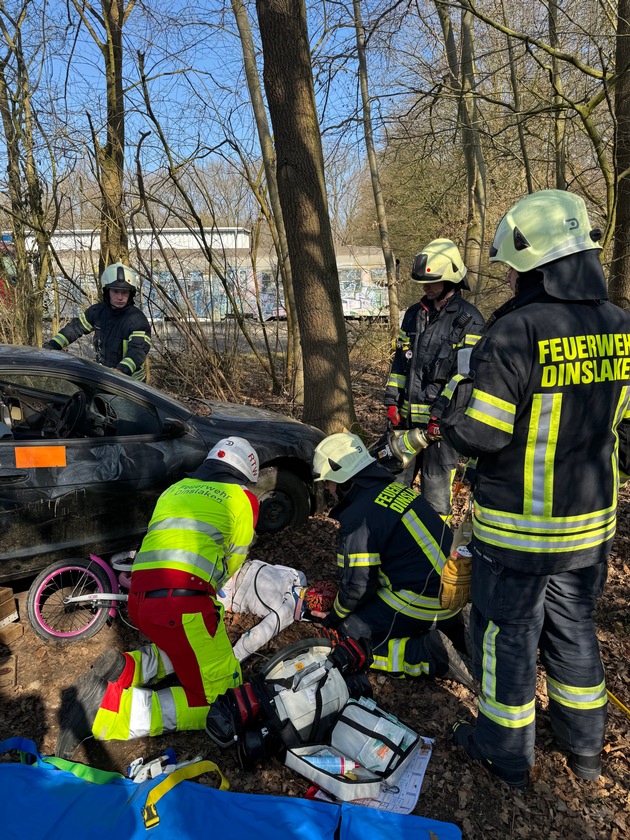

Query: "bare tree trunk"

xmin=610 ymin=0 xmax=630 ymax=308
xmin=0 ymin=2 xmax=55 ymax=345
xmin=230 ymin=0 xmax=303 ymax=402
xmin=548 ymin=0 xmax=567 ymax=191
xmin=72 ymin=0 xmax=133 ymax=272
xmin=255 ymin=0 xmax=356 ymax=433
xmin=459 ymin=9 xmax=486 ymax=290
xmin=352 ymin=0 xmax=398 ymax=339
xmin=500 ymin=0 xmax=533 ymax=193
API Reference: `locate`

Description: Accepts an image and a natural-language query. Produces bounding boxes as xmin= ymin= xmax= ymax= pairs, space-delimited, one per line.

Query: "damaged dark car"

xmin=0 ymin=346 xmax=325 ymax=582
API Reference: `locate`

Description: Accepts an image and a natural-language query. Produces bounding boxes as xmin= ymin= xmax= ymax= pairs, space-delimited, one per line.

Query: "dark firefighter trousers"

xmin=469 ymin=545 xmax=608 ymax=774
xmin=339 ymin=595 xmax=466 ymax=680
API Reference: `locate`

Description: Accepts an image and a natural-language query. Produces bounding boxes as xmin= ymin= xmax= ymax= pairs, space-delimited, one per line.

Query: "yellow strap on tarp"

xmin=142 ymin=759 xmax=229 ymax=829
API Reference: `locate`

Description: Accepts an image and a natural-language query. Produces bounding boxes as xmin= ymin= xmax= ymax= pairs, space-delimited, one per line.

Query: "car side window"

xmin=0 ymin=374 xmax=161 ymax=439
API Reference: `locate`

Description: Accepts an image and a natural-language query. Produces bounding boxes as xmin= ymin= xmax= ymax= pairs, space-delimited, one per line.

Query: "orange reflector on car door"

xmin=15 ymin=446 xmax=67 ymax=468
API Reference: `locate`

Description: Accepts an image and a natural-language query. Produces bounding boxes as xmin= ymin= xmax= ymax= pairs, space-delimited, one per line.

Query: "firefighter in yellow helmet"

xmin=45 ymin=263 xmax=152 ymax=381
xmin=383 ymin=239 xmax=484 ymax=516
xmin=310 ymin=432 xmax=476 ymax=691
xmin=56 ymin=437 xmax=260 ymax=758
xmin=441 ymin=189 xmax=630 ymax=788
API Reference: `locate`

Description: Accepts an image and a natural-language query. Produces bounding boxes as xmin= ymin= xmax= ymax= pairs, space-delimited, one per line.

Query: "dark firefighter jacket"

xmin=49 ymin=302 xmax=151 ymax=380
xmin=441 ymin=282 xmax=630 ymax=575
xmin=327 ymin=462 xmax=457 ymax=625
xmin=384 ymin=291 xmax=485 ymax=428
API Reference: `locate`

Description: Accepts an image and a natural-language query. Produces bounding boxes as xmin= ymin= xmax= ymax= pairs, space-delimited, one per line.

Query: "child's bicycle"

xmin=26 ymin=552 xmax=135 ymax=643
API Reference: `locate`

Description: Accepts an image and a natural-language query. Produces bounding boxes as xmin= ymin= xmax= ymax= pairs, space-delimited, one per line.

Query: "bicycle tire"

xmin=260 ymin=637 xmax=332 ymax=680
xmin=26 ymin=558 xmax=114 ymax=643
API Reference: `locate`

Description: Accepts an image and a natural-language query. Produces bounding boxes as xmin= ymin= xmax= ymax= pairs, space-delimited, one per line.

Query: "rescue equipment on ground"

xmin=284 ymin=696 xmax=420 ymax=802
xmin=205 ymin=638 xmax=372 ymax=769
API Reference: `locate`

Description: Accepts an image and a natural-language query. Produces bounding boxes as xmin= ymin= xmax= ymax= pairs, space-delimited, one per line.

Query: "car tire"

xmin=253 ymin=466 xmax=311 ymax=534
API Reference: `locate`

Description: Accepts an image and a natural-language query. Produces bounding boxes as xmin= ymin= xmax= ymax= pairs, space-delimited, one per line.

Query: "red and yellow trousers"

xmin=92 ymin=588 xmax=241 ymax=741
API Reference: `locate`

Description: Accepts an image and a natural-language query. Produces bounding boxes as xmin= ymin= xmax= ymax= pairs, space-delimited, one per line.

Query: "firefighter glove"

xmin=439 ymin=550 xmax=472 ymax=611
xmin=387 ymin=405 xmax=401 ymax=427
xmin=327 ymin=636 xmax=373 ymax=675
xmin=43 ymin=340 xmax=60 ymax=351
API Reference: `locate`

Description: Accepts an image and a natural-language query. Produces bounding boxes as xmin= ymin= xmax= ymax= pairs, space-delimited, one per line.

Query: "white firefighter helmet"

xmin=206 ymin=436 xmax=259 ymax=483
xmin=312 ymin=432 xmax=375 ymax=484
xmin=411 ymin=239 xmax=468 ymax=288
xmin=101 ymin=263 xmax=139 ymax=295
xmin=489 ymin=189 xmax=603 ymax=273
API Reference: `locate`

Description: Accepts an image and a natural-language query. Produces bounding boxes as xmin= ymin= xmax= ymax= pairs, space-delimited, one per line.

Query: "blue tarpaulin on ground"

xmin=0 ymin=738 xmax=461 ymax=840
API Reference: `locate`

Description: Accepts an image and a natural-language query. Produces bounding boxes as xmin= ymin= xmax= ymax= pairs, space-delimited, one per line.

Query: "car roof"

xmin=0 ymin=344 xmax=192 ymax=416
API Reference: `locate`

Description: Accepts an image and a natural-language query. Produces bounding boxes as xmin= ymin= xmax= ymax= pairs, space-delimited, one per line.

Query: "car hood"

xmin=191 ymin=401 xmax=325 ymax=463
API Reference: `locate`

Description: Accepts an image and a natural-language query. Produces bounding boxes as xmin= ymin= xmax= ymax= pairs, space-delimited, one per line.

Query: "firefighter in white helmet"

xmin=45 ymin=263 xmax=152 ymax=381
xmin=441 ymin=189 xmax=630 ymax=788
xmin=383 ymin=240 xmax=484 ymax=516
xmin=310 ymin=432 xmax=476 ymax=691
xmin=56 ymin=437 xmax=260 ymax=757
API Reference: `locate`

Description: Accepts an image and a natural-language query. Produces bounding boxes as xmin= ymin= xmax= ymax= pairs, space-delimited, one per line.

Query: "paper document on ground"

xmin=312 ymin=736 xmax=434 ymax=815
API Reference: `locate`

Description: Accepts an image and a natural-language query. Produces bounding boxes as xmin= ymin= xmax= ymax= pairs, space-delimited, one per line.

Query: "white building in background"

xmin=32 ymin=226 xmax=388 ymax=322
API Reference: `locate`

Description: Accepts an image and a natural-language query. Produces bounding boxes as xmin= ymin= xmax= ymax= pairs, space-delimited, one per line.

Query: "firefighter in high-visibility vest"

xmin=45 ymin=263 xmax=152 ymax=381
xmin=439 ymin=190 xmax=630 ymax=789
xmin=311 ymin=432 xmax=476 ymax=691
xmin=383 ymin=240 xmax=484 ymax=516
xmin=56 ymin=437 xmax=259 ymax=758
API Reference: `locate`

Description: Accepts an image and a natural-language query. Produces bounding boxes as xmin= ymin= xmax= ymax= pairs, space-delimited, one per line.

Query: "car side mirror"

xmin=161 ymin=418 xmax=189 ymax=439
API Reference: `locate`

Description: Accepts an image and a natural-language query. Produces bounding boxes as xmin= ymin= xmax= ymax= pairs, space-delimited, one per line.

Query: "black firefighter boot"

xmin=56 ymin=650 xmax=126 ymax=760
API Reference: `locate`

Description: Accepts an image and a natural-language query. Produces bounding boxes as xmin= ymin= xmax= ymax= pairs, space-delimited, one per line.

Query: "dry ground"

xmin=0 ymin=351 xmax=628 ymax=839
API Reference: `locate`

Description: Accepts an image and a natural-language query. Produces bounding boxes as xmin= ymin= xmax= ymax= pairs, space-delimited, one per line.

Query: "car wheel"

xmin=253 ymin=466 xmax=311 ymax=533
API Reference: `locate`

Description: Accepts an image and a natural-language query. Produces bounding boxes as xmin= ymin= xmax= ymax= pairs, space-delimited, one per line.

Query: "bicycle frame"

xmin=60 ymin=553 xmax=129 ymax=619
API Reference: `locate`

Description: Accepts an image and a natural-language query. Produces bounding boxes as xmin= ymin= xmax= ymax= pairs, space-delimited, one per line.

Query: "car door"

xmin=0 ymin=368 xmax=206 ymax=581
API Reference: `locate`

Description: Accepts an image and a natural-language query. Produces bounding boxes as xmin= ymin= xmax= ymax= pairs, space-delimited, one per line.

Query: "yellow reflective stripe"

xmin=473 ymin=517 xmax=616 ymax=553
xmin=462 ymin=334 xmax=481 ymax=346
xmin=148 ymin=517 xmax=225 ymax=542
xmin=524 ymin=393 xmax=562 ymax=517
xmin=612 ymin=386 xmax=630 ymax=497
xmin=402 ymin=400 xmax=431 ymax=423
xmin=481 ymin=621 xmax=498 ymax=699
xmin=51 ymin=332 xmax=69 ymax=347
xmin=377 ymin=587 xmax=458 ymax=620
xmin=475 ymin=502 xmax=616 ymax=532
xmin=478 ymin=695 xmax=536 ymax=728
xmin=133 ymin=549 xmax=224 ymax=588
xmin=479 ymin=619 xmax=535 ymax=727
xmin=345 ymin=553 xmax=380 ymax=567
xmin=387 ymin=373 xmax=406 ymax=388
xmin=332 ymin=595 xmax=351 ymax=618
xmin=79 ymin=312 xmax=92 ymax=331
xmin=440 ymin=373 xmax=465 ymax=401
xmin=546 ymin=676 xmax=607 ymax=710
xmin=466 ymin=389 xmax=515 ymax=433
xmin=402 ymin=509 xmax=447 ymax=574
xmin=130 ymin=331 xmax=152 ymax=344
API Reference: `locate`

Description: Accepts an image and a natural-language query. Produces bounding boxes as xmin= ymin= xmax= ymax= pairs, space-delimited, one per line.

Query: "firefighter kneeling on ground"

xmin=56 ymin=437 xmax=260 ymax=759
xmin=309 ymin=432 xmax=476 ymax=691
